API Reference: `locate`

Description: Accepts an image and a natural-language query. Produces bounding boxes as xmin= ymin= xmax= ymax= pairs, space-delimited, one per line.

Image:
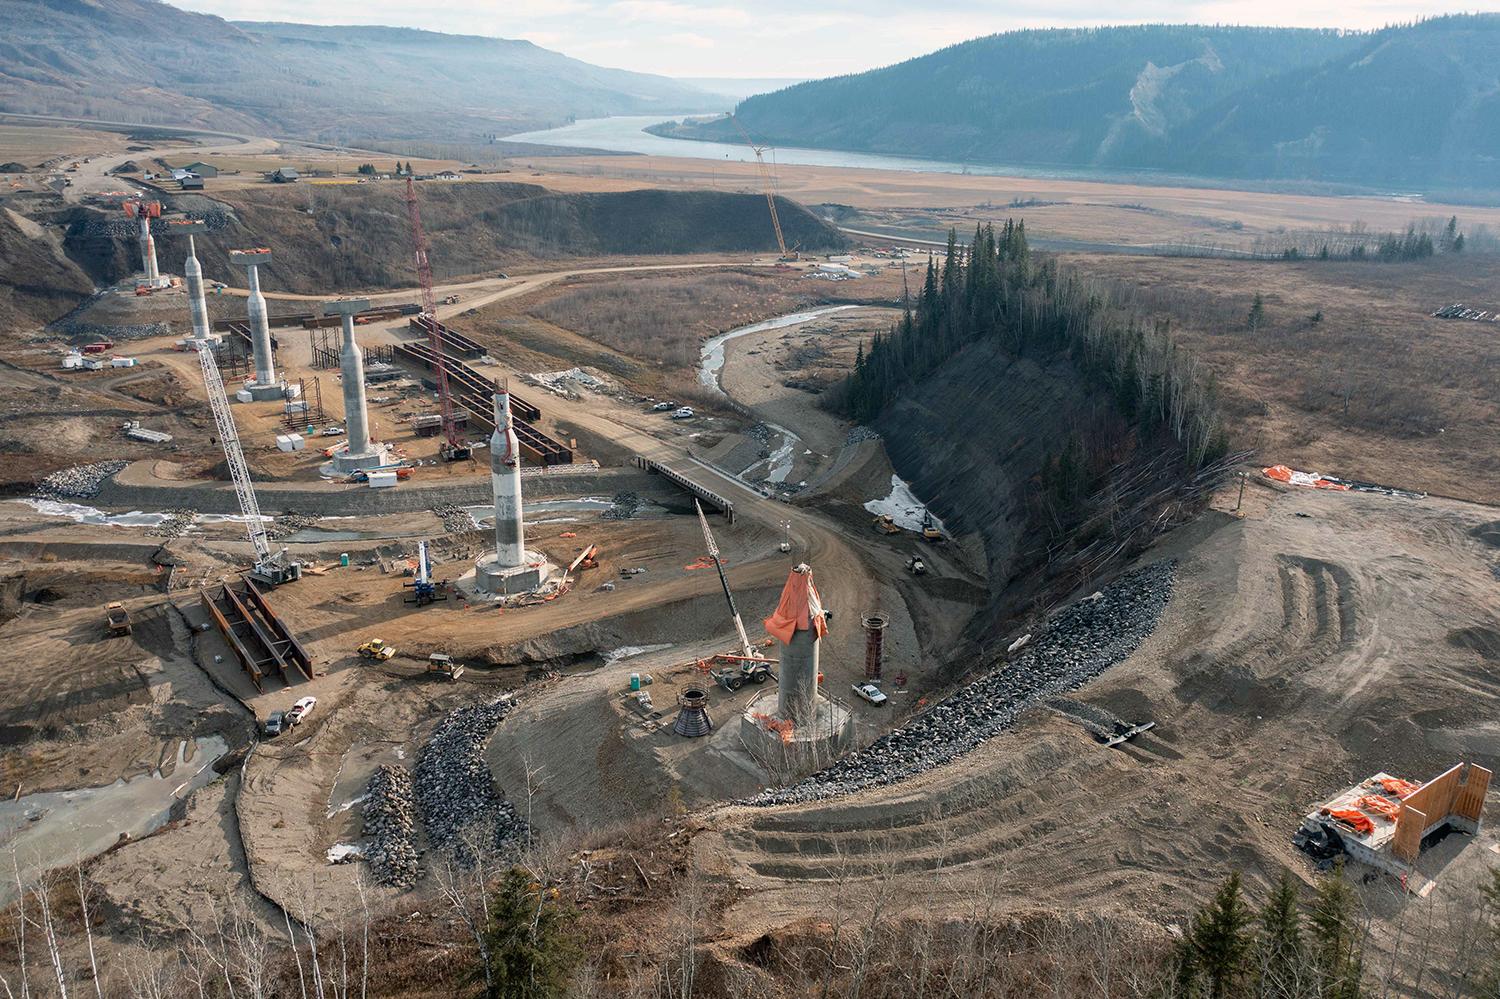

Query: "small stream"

xmin=697 ymin=305 xmax=859 ymax=395
xmin=0 ymin=735 xmax=229 ymax=903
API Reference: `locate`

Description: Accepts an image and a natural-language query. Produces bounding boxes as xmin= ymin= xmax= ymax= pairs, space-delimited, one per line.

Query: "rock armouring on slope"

xmin=751 ymin=560 xmax=1177 ymax=805
xmin=412 ymin=698 xmax=528 ymax=863
xmin=362 ymin=764 xmax=420 ymax=889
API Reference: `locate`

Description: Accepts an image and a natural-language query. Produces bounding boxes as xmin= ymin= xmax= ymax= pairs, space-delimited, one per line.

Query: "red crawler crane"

xmin=404 ymin=176 xmax=471 ymax=461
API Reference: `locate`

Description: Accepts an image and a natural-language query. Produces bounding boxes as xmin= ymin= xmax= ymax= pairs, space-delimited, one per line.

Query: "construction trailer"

xmin=1296 ymin=763 xmax=1491 ymax=876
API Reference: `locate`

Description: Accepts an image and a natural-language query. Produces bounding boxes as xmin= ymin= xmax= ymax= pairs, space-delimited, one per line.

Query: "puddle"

xmin=698 ymin=306 xmax=859 ymax=394
xmin=864 ymin=474 xmax=946 ymax=533
xmin=0 ymin=735 xmax=229 ymax=903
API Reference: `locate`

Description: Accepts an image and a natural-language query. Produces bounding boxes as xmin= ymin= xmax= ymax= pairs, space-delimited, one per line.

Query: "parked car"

xmin=851 ymin=683 xmax=888 ymax=705
xmin=651 ymin=401 xmax=676 ymax=412
xmin=672 ymin=407 xmax=695 ymax=420
xmin=287 ymin=696 xmax=318 ymax=725
xmin=263 ymin=711 xmax=286 ymax=736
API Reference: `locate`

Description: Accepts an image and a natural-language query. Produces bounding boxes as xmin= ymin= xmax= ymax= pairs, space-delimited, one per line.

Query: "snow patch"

xmin=863 ymin=475 xmax=945 ymax=533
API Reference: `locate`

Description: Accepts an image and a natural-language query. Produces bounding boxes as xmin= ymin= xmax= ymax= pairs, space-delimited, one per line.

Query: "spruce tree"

xmin=1189 ymin=871 xmax=1254 ymax=999
xmin=1247 ymin=293 xmax=1265 ymax=332
xmin=480 ymin=868 xmax=580 ymax=999
xmin=1308 ymin=862 xmax=1363 ymax=999
xmin=1255 ymin=870 xmax=1304 ymax=999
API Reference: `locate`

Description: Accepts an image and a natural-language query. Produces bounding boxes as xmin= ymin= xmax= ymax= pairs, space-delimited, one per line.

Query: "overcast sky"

xmin=176 ymin=1 xmax=1494 ymax=77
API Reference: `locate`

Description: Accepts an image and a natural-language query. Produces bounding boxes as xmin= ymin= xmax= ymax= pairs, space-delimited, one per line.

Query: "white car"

xmin=287 ymin=696 xmax=317 ymax=725
xmin=651 ymin=401 xmax=676 ymax=412
xmin=672 ymin=407 xmax=695 ymax=420
xmin=851 ymin=683 xmax=887 ymax=705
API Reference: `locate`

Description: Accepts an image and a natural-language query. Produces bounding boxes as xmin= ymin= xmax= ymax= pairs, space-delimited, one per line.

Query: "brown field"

xmin=0 ymin=124 xmax=126 ymax=166
xmin=1064 ymin=250 xmax=1500 ymax=502
xmin=517 ymin=153 xmax=1500 ymax=252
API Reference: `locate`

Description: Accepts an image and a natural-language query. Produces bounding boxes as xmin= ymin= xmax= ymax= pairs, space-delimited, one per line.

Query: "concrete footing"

xmin=464 ymin=550 xmax=556 ymax=597
xmin=240 ymin=381 xmax=291 ymax=402
xmin=331 ymin=447 xmax=391 ymax=473
xmin=740 ymin=690 xmax=853 ymax=775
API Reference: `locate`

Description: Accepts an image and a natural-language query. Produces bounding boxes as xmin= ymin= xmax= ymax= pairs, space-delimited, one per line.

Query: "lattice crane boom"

xmin=403 ymin=177 xmax=464 ymax=455
xmin=731 ymin=116 xmax=793 ymax=260
xmin=194 ymin=342 xmax=272 ymax=562
xmin=696 ymin=499 xmax=754 ymax=658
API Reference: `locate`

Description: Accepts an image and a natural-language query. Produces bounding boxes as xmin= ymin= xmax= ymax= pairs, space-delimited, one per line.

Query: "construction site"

xmin=2 ymin=100 xmax=1500 ymax=996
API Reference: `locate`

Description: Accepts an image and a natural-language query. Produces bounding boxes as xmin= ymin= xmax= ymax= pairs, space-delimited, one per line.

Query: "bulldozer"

xmin=357 ymin=637 xmax=396 ymax=661
xmin=871 ymin=514 xmax=902 ymax=535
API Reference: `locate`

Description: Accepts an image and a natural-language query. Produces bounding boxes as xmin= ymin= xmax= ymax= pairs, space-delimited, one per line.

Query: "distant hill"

xmin=0 ymin=0 xmax=719 ymax=141
xmin=665 ymin=18 xmax=1500 ymax=191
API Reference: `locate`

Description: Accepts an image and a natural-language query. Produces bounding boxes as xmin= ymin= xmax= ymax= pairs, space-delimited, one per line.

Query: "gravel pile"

xmin=363 ymin=765 xmax=420 ymax=889
xmin=53 ymin=318 xmax=172 ymax=342
xmin=751 ymin=560 xmax=1177 ymax=806
xmin=34 ymin=461 xmax=127 ymax=500
xmin=845 ymin=427 xmax=882 ymax=446
xmin=414 ymin=698 xmax=527 ymax=863
xmin=146 ymin=508 xmax=196 ymax=538
xmin=602 ymin=492 xmax=640 ymax=521
xmin=265 ymin=512 xmax=320 ymax=539
xmin=433 ymin=504 xmax=478 ymax=533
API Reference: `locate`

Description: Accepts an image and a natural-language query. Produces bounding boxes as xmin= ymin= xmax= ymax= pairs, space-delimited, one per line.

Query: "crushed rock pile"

xmin=602 ymin=492 xmax=640 ymax=521
xmin=264 ymin=512 xmax=320 ymax=540
xmin=433 ymin=504 xmax=478 ymax=533
xmin=146 ymin=508 xmax=196 ymax=539
xmin=52 ymin=317 xmax=172 ymax=342
xmin=414 ymin=698 xmax=528 ymax=863
xmin=34 ymin=461 xmax=127 ymax=499
xmin=363 ymin=765 xmax=420 ymax=889
xmin=845 ymin=427 xmax=881 ymax=446
xmin=751 ymin=560 xmax=1177 ymax=806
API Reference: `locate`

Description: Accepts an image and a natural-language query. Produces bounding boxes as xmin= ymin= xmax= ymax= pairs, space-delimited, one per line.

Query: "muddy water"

xmin=0 ymin=735 xmax=228 ymax=903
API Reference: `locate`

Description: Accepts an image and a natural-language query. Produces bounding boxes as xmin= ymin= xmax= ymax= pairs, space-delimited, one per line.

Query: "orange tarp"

xmin=1263 ymin=465 xmax=1350 ymax=491
xmin=763 ymin=564 xmax=828 ymax=645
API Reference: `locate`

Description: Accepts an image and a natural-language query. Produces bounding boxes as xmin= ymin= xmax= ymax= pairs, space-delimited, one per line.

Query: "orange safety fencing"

xmin=752 ymin=712 xmax=795 ymax=744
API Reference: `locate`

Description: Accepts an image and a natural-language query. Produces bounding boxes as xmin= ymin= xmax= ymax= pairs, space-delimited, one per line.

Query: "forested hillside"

xmin=664 ymin=17 xmax=1500 ymax=191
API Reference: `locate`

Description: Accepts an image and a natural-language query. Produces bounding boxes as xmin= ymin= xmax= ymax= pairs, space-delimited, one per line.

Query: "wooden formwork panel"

xmin=1393 ymin=763 xmax=1491 ymax=863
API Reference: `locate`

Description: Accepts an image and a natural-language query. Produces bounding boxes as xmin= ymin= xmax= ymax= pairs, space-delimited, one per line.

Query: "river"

xmin=506 ymin=115 xmax=1122 ymax=181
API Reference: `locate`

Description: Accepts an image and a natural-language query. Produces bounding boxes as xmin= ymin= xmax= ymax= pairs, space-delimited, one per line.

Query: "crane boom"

xmin=194 ymin=343 xmax=298 ymax=584
xmin=696 ymin=499 xmax=754 ymax=657
xmin=403 ymin=177 xmax=468 ymax=459
xmin=731 ymin=116 xmax=794 ymax=261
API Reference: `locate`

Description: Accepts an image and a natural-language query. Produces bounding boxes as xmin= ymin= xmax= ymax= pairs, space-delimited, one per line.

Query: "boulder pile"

xmin=34 ymin=461 xmax=128 ymax=500
xmin=413 ymin=698 xmax=528 ymax=862
xmin=752 ymin=560 xmax=1177 ymax=805
xmin=363 ymin=764 xmax=420 ymax=889
xmin=433 ymin=504 xmax=478 ymax=533
xmin=603 ymin=492 xmax=640 ymax=521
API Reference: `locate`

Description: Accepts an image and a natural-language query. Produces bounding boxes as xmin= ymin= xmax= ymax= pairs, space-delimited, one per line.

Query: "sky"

xmin=175 ymin=1 xmax=1495 ymax=77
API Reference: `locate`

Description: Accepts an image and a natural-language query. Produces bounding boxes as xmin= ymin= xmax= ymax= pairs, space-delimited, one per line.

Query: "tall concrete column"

xmin=491 ymin=388 xmax=525 ymax=569
xmin=183 ymin=235 xmax=210 ymax=340
xmin=138 ymin=214 xmax=159 ymax=284
xmin=230 ymin=249 xmax=276 ymax=387
xmin=326 ymin=298 xmax=371 ymax=456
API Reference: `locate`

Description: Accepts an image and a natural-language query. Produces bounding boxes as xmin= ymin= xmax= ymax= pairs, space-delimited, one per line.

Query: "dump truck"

xmin=105 ymin=601 xmax=132 ymax=637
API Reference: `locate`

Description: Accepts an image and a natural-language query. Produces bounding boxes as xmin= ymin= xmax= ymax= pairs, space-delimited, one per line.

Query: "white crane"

xmin=193 ymin=342 xmax=300 ymax=586
xmin=696 ymin=499 xmax=754 ymax=658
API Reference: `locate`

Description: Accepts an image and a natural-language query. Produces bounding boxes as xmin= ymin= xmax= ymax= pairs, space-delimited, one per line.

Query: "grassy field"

xmin=1064 ymin=250 xmax=1500 ymax=501
xmin=518 ymin=154 xmax=1500 ymax=253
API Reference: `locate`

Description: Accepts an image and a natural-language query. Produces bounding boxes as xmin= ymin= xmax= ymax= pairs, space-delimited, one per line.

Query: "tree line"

xmin=841 ymin=221 xmax=1227 ymax=471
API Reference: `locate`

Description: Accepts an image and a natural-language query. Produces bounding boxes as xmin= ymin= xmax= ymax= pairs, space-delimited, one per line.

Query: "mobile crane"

xmin=731 ymin=116 xmax=798 ymax=262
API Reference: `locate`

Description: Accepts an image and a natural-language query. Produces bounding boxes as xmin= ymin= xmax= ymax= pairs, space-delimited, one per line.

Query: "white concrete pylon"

xmin=490 ymin=387 xmax=525 ymax=568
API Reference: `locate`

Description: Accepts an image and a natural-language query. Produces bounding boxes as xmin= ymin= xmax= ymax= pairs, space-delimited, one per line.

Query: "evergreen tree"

xmin=1255 ymin=870 xmax=1304 ymax=999
xmin=1308 ymin=863 xmax=1363 ymax=999
xmin=480 ymin=868 xmax=580 ymax=999
xmin=1247 ymin=293 xmax=1265 ymax=332
xmin=1188 ymin=872 xmax=1254 ymax=999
